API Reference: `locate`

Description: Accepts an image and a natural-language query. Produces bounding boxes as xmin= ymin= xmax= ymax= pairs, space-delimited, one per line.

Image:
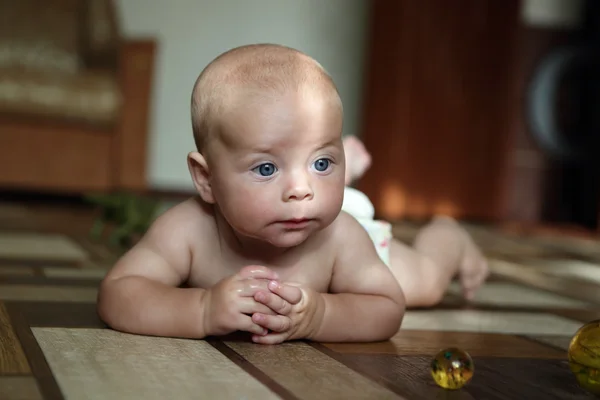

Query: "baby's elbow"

xmin=96 ymin=280 xmax=113 ymax=325
xmin=382 ymin=285 xmax=406 ymax=339
xmin=96 ymin=277 xmax=123 ymax=328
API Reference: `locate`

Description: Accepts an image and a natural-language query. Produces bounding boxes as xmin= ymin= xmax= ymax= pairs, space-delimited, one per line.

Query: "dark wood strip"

xmin=5 ymin=302 xmax=105 ymax=329
xmin=315 ymin=343 xmax=596 ymax=400
xmin=0 ymin=265 xmax=35 ymax=277
xmin=31 ymin=267 xmax=45 ymax=278
xmin=224 ymin=338 xmax=401 ymax=399
xmin=310 ymin=342 xmax=437 ymax=399
xmin=5 ymin=304 xmax=64 ymax=400
xmin=69 ymin=236 xmax=120 ymax=264
xmin=0 ymin=302 xmax=30 ymax=374
xmin=412 ymin=300 xmax=598 ymax=317
xmin=0 ymin=276 xmax=100 ymax=287
xmin=521 ymin=335 xmax=571 ymax=353
xmin=0 ymin=258 xmax=83 ymax=268
xmin=0 ymin=376 xmax=43 ymax=400
xmin=322 ymin=329 xmax=565 ymax=359
xmin=465 ymin=357 xmax=595 ymax=399
xmin=207 ymin=338 xmax=299 ymax=400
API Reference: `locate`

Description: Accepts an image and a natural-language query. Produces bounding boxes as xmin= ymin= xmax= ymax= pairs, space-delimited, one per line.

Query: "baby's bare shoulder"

xmin=106 ymin=197 xmax=215 ymax=282
xmin=145 ymin=197 xmax=214 ymax=248
xmin=329 ymin=211 xmax=373 ymax=245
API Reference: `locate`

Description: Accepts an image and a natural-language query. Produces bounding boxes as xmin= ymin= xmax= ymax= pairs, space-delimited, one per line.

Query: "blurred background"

xmin=0 ymin=0 xmax=599 ymax=234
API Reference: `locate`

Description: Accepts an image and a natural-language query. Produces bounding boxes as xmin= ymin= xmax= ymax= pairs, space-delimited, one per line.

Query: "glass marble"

xmin=568 ymin=319 xmax=600 ymax=395
xmin=430 ymin=347 xmax=474 ymax=390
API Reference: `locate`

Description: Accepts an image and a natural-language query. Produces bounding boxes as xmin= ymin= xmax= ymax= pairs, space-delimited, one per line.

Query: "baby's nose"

xmin=283 ymin=174 xmax=314 ymax=201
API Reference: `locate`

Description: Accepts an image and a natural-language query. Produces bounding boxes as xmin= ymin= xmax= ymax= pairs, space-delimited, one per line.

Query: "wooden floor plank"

xmin=465 ymin=357 xmax=595 ymax=399
xmin=225 ymin=339 xmax=402 ymax=399
xmin=32 ymin=328 xmax=282 ymax=400
xmin=312 ymin=344 xmax=475 ymax=400
xmin=0 ymin=276 xmax=100 ymax=287
xmin=323 ymin=330 xmax=566 ymax=359
xmin=0 ymin=284 xmax=97 ymax=303
xmin=489 ymin=259 xmax=600 ymax=305
xmin=6 ymin=302 xmax=105 ymax=329
xmin=524 ymin=335 xmax=572 ymax=352
xmin=0 ymin=265 xmax=35 ymax=277
xmin=0 ymin=376 xmax=43 ymax=400
xmin=399 ymin=309 xmax=583 ymax=336
xmin=0 ymin=302 xmax=30 ymax=374
xmin=445 ymin=281 xmax=591 ymax=309
xmin=5 ymin=304 xmax=64 ymax=400
xmin=208 ymin=339 xmax=299 ymax=400
xmin=0 ymin=232 xmax=89 ymax=266
xmin=552 ymin=309 xmax=600 ymax=324
xmin=315 ymin=347 xmax=595 ymax=400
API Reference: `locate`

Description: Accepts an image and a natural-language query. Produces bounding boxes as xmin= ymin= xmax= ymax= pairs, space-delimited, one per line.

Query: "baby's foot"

xmin=343 ymin=136 xmax=372 ymax=185
xmin=431 ymin=216 xmax=489 ymax=301
xmin=458 ymin=233 xmax=489 ymax=301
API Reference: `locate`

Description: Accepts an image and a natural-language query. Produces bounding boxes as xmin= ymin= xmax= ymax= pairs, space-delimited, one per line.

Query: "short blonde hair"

xmin=190 ymin=43 xmax=342 ymax=152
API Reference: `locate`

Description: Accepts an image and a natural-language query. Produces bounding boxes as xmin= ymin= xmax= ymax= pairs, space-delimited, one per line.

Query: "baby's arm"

xmin=98 ymin=200 xmax=282 ymax=339
xmin=97 ymin=205 xmax=204 ymax=338
xmin=314 ymin=212 xmax=406 ymax=342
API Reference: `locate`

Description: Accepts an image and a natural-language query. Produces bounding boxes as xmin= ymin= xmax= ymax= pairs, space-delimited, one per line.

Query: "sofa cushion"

xmin=0 ymin=0 xmax=82 ymax=74
xmin=0 ymin=68 xmax=121 ymax=126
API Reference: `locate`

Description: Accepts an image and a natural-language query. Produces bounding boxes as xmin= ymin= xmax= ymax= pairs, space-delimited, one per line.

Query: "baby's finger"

xmin=237 ymin=279 xmax=270 ymax=297
xmin=252 ymin=313 xmax=291 ymax=333
xmin=241 ymin=315 xmax=269 ymax=336
xmin=254 ymin=290 xmax=292 ymax=315
xmin=252 ymin=332 xmax=287 ymax=345
xmin=237 ymin=265 xmax=279 ymax=281
xmin=239 ymin=297 xmax=278 ymax=316
xmin=268 ymin=281 xmax=302 ymax=304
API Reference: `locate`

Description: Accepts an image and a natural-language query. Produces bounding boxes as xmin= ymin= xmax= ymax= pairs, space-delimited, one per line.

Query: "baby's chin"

xmin=247 ymin=226 xmax=317 ymax=249
xmin=267 ymin=231 xmax=313 ymax=248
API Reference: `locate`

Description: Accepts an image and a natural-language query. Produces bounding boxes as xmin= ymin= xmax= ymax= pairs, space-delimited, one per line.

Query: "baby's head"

xmin=188 ymin=44 xmax=345 ymax=248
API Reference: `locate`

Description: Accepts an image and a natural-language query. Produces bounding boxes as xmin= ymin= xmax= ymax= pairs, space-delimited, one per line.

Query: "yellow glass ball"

xmin=568 ymin=320 xmax=600 ymax=395
xmin=430 ymin=347 xmax=474 ymax=390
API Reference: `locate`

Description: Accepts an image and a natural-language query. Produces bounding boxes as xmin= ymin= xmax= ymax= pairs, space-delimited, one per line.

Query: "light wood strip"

xmin=32 ymin=328 xmax=281 ymax=400
xmin=0 ymin=233 xmax=88 ymax=264
xmin=400 ymin=309 xmax=582 ymax=336
xmin=446 ymin=281 xmax=589 ymax=308
xmin=489 ymin=259 xmax=600 ymax=304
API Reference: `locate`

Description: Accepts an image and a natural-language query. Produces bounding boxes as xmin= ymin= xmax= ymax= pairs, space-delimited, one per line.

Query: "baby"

xmin=97 ymin=44 xmax=488 ymax=345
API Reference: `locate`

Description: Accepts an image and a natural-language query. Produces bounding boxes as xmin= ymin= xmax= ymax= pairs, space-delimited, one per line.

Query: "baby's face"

xmin=206 ymin=90 xmax=345 ymax=248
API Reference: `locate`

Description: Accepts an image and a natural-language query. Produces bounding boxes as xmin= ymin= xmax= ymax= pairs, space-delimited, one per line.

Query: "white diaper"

xmin=341 ymin=187 xmax=391 ymax=266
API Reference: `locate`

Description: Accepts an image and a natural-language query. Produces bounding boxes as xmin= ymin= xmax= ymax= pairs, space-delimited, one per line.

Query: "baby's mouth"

xmin=276 ymin=218 xmax=313 ymax=228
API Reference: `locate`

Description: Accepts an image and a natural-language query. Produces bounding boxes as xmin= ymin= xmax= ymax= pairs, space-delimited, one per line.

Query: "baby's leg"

xmin=387 ymin=238 xmax=453 ymax=308
xmin=387 ymin=218 xmax=489 ymax=308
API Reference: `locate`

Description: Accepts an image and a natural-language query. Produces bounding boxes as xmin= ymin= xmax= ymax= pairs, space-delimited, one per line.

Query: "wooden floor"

xmin=1 ymin=199 xmax=600 ymax=399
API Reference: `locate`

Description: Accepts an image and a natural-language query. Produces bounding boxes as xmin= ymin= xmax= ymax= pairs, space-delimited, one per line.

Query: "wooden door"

xmin=358 ymin=0 xmax=522 ymax=222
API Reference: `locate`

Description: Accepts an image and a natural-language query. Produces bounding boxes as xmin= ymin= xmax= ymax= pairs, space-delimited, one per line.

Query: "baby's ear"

xmin=187 ymin=152 xmax=215 ymax=204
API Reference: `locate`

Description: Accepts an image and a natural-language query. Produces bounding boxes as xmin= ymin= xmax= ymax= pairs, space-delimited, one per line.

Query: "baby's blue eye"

xmin=313 ymin=158 xmax=331 ymax=172
xmin=253 ymin=163 xmax=277 ymax=176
